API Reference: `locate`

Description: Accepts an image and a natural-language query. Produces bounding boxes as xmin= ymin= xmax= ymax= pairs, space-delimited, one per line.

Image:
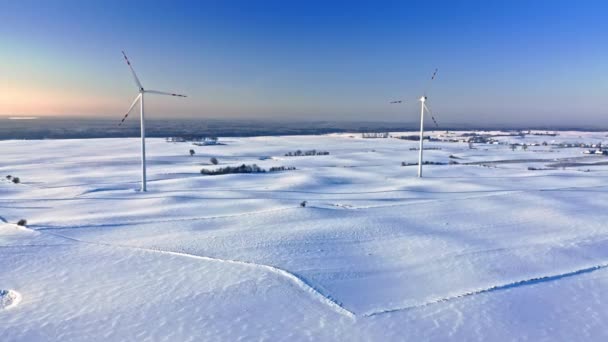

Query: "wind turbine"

xmin=119 ymin=51 xmax=187 ymax=192
xmin=391 ymin=69 xmax=438 ymax=178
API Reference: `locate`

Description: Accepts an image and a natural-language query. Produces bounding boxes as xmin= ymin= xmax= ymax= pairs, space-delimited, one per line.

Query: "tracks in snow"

xmin=37 ymin=226 xmax=608 ymax=320
xmin=365 ymin=262 xmax=608 ymax=317
xmin=10 ymin=182 xmax=608 ymax=319
xmin=39 ymin=229 xmax=356 ymax=319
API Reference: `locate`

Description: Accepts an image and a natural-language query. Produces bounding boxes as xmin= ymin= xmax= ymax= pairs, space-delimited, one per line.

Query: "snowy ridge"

xmin=38 ymin=218 xmax=608 ymax=321
xmin=41 ymin=229 xmax=356 ymax=319
xmin=33 ymin=206 xmax=296 ymax=231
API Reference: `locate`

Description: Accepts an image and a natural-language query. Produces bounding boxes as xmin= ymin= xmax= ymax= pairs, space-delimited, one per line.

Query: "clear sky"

xmin=1 ymin=0 xmax=607 ymax=126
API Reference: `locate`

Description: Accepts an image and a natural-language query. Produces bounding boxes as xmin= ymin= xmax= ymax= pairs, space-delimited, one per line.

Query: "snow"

xmin=0 ymin=290 xmax=21 ymax=310
xmin=2 ymin=131 xmax=608 ymax=340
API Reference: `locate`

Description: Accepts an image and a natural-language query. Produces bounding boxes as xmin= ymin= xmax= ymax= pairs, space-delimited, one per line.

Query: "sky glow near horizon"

xmin=1 ymin=0 xmax=607 ymax=126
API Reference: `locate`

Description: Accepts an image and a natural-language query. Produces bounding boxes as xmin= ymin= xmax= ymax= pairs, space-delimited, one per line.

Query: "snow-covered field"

xmin=2 ymin=131 xmax=608 ymax=341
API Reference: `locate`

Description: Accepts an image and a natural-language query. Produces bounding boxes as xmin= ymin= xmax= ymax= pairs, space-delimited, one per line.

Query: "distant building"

xmin=193 ymin=137 xmax=219 ymax=146
xmin=362 ymin=132 xmax=389 ymax=139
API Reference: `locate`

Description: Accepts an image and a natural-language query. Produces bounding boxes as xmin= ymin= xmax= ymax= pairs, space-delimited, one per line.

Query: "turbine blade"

xmin=145 ymin=90 xmax=187 ymax=97
xmin=423 ymin=103 xmax=431 ymax=114
xmin=423 ymin=68 xmax=439 ymax=97
xmin=423 ymin=103 xmax=440 ymax=128
xmin=118 ymin=94 xmax=141 ymax=126
xmin=122 ymin=51 xmax=143 ymax=90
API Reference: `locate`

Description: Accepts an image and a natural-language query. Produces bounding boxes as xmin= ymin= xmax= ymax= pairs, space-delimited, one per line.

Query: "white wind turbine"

xmin=119 ymin=51 xmax=187 ymax=192
xmin=391 ymin=69 xmax=438 ymax=178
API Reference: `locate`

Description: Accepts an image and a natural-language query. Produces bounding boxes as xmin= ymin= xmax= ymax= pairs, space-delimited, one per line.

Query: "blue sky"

xmin=1 ymin=0 xmax=607 ymax=126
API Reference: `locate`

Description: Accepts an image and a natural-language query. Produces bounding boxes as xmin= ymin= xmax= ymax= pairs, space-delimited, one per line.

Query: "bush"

xmin=12 ymin=177 xmax=20 ymax=184
xmin=210 ymin=157 xmax=219 ymax=165
xmin=300 ymin=201 xmax=307 ymax=208
xmin=189 ymin=149 xmax=195 ymax=156
xmin=17 ymin=219 xmax=27 ymax=226
xmin=6 ymin=175 xmax=12 ymax=180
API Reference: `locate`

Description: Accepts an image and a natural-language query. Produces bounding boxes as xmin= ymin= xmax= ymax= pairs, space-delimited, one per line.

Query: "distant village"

xmin=361 ymin=130 xmax=608 ymax=155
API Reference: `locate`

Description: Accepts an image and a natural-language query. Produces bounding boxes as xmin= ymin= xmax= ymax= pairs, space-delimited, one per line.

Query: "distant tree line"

xmin=201 ymin=164 xmax=296 ymax=176
xmin=408 ymin=147 xmax=442 ymax=151
xmin=396 ymin=135 xmax=429 ymax=141
xmin=269 ymin=166 xmax=296 ymax=172
xmin=285 ymin=150 xmax=329 ymax=156
xmin=401 ymin=161 xmax=447 ymax=166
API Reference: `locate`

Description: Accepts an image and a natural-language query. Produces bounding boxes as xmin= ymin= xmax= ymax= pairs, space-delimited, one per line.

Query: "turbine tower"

xmin=417 ymin=96 xmax=428 ymax=178
xmin=391 ymin=69 xmax=438 ymax=178
xmin=119 ymin=51 xmax=187 ymax=191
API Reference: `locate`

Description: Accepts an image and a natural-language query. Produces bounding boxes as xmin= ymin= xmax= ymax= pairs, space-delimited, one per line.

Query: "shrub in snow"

xmin=17 ymin=219 xmax=27 ymax=227
xmin=6 ymin=175 xmax=12 ymax=180
xmin=12 ymin=177 xmax=20 ymax=184
xmin=189 ymin=149 xmax=195 ymax=156
xmin=210 ymin=157 xmax=219 ymax=165
xmin=300 ymin=201 xmax=307 ymax=208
